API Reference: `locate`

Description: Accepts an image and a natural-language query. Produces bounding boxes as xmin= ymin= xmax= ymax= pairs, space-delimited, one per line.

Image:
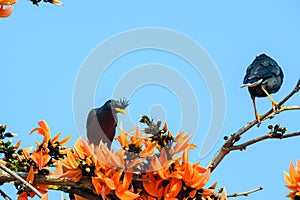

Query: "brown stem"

xmin=230 ymin=132 xmax=300 ymax=151
xmin=0 ymin=170 xmax=99 ymax=199
xmin=0 ymin=164 xmax=43 ymax=198
xmin=0 ymin=189 xmax=11 ymax=200
xmin=227 ymin=186 xmax=263 ymax=198
xmin=0 ymin=171 xmax=93 ymax=190
xmin=208 ymin=78 xmax=300 ymax=172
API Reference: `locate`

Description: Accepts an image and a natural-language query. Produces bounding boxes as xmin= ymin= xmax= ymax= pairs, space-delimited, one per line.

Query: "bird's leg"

xmin=261 ymin=86 xmax=279 ymax=112
xmin=251 ymin=96 xmax=261 ymax=127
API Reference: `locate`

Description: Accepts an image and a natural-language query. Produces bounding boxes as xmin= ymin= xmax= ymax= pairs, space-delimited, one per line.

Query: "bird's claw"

xmin=256 ymin=113 xmax=261 ymax=127
xmin=272 ymin=103 xmax=281 ymax=113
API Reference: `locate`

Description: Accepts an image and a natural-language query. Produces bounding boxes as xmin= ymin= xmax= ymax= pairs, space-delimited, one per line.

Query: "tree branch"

xmin=0 ymin=170 xmax=93 ymax=190
xmin=208 ymin=78 xmax=300 ymax=172
xmin=0 ymin=189 xmax=11 ymax=200
xmin=265 ymin=105 xmax=300 ymax=120
xmin=230 ymin=131 xmax=300 ymax=151
xmin=227 ymin=186 xmax=263 ymax=198
xmin=0 ymin=169 xmax=97 ymax=199
xmin=0 ymin=163 xmax=43 ymax=198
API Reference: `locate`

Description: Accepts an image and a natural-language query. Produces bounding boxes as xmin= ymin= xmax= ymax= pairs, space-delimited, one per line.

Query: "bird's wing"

xmin=244 ymin=61 xmax=281 ymax=83
xmin=86 ymin=109 xmax=97 ymax=129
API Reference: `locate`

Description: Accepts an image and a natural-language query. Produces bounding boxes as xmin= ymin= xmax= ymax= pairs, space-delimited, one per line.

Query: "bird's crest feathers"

xmin=112 ymin=98 xmax=129 ymax=109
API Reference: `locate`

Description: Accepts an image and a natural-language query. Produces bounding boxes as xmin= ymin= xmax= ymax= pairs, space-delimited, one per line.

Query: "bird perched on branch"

xmin=241 ymin=54 xmax=284 ymax=126
xmin=86 ymin=98 xmax=129 ymax=148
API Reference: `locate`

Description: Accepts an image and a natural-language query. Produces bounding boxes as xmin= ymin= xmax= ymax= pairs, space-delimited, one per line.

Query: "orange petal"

xmin=174 ymin=131 xmax=184 ymax=141
xmin=26 ymin=166 xmax=35 ymax=184
xmin=190 ymin=168 xmax=210 ymax=189
xmin=127 ymin=157 xmax=145 ymax=169
xmin=59 ymin=135 xmax=72 ymax=146
xmin=59 ymin=169 xmax=82 ymax=182
xmin=111 ymin=170 xmax=123 ymax=184
xmin=17 ymin=191 xmax=28 ymax=200
xmin=41 ymin=193 xmax=48 ymax=200
xmin=50 ymin=132 xmax=61 ymax=144
xmin=13 ymin=140 xmax=21 ymax=149
xmin=115 ymin=189 xmax=140 ymax=200
xmin=182 ymin=149 xmax=188 ymax=164
xmin=188 ymin=189 xmax=197 ymax=198
xmin=0 ymin=0 xmax=17 ymax=5
xmin=153 ymin=156 xmax=168 ymax=180
xmin=74 ymin=138 xmax=85 ymax=160
xmin=51 ymin=0 xmax=63 ymax=5
xmin=53 ymin=161 xmax=63 ymax=175
xmin=220 ymin=188 xmax=227 ymax=200
xmin=289 ymin=161 xmax=298 ymax=183
xmin=66 ymin=148 xmax=78 ymax=169
xmin=23 ymin=147 xmax=33 ymax=160
xmin=166 ymin=178 xmax=182 ymax=198
xmin=74 ymin=194 xmax=89 ymax=200
xmin=139 ymin=141 xmax=157 ymax=157
xmin=284 ymin=171 xmax=292 ymax=185
xmin=120 ymin=172 xmax=133 ymax=191
xmin=92 ymin=177 xmax=103 ymax=195
xmin=103 ymin=177 xmax=116 ymax=190
xmin=285 ymin=183 xmax=297 ymax=191
xmin=172 ymin=134 xmax=192 ymax=154
xmin=201 ymin=188 xmax=214 ymax=198
xmin=115 ymin=124 xmax=129 ymax=147
xmin=0 ymin=159 xmax=6 ymax=166
xmin=30 ymin=127 xmax=42 ymax=135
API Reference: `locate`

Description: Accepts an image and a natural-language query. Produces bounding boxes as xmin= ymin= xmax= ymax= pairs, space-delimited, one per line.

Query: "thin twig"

xmin=208 ymin=79 xmax=300 ymax=172
xmin=0 ymin=171 xmax=93 ymax=190
xmin=227 ymin=186 xmax=263 ymax=198
xmin=230 ymin=131 xmax=300 ymax=151
xmin=0 ymin=164 xmax=43 ymax=198
xmin=0 ymin=189 xmax=12 ymax=200
xmin=264 ymin=105 xmax=300 ymax=120
xmin=0 ymin=170 xmax=97 ymax=199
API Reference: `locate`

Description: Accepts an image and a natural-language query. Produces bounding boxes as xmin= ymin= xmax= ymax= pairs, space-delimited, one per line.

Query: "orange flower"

xmin=0 ymin=0 xmax=17 ymax=4
xmin=170 ymin=132 xmax=197 ymax=155
xmin=30 ymin=120 xmax=71 ymax=147
xmin=41 ymin=193 xmax=48 ymax=200
xmin=284 ymin=160 xmax=300 ymax=198
xmin=30 ymin=120 xmax=51 ymax=144
xmin=59 ymin=148 xmax=82 ymax=182
xmin=18 ymin=166 xmax=49 ymax=200
xmin=30 ymin=150 xmax=51 ymax=170
xmin=0 ymin=0 xmax=17 ymax=18
xmin=74 ymin=137 xmax=96 ymax=163
xmin=114 ymin=124 xmax=134 ymax=148
xmin=220 ymin=188 xmax=227 ymax=200
xmin=115 ymin=172 xmax=140 ymax=200
xmin=17 ymin=192 xmax=28 ymax=200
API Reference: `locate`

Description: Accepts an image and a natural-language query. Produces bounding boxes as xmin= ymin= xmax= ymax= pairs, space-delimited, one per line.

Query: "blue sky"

xmin=1 ymin=0 xmax=300 ymax=199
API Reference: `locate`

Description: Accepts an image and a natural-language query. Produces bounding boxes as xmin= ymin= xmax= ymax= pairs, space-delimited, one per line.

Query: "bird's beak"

xmin=115 ymin=108 xmax=126 ymax=114
xmin=240 ymin=79 xmax=263 ymax=88
xmin=240 ymin=84 xmax=248 ymax=88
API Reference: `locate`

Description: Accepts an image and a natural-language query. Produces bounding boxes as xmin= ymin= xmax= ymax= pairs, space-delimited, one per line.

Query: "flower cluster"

xmin=0 ymin=117 xmax=227 ymax=200
xmin=285 ymin=160 xmax=300 ymax=199
xmin=59 ymin=115 xmax=226 ymax=200
xmin=0 ymin=121 xmax=71 ymax=200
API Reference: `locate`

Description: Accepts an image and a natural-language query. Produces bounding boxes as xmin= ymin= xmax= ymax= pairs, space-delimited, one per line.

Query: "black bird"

xmin=86 ymin=98 xmax=129 ymax=148
xmin=241 ymin=54 xmax=284 ymax=126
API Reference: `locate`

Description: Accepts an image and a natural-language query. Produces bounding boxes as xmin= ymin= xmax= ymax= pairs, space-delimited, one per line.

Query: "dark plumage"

xmin=86 ymin=98 xmax=129 ymax=148
xmin=241 ymin=54 xmax=284 ymax=125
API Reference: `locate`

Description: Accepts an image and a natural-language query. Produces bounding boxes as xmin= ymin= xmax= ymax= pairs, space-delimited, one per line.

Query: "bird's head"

xmin=105 ymin=98 xmax=129 ymax=114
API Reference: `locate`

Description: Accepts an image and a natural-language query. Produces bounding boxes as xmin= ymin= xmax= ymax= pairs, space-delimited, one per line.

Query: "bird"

xmin=241 ymin=54 xmax=284 ymax=126
xmin=86 ymin=98 xmax=129 ymax=148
